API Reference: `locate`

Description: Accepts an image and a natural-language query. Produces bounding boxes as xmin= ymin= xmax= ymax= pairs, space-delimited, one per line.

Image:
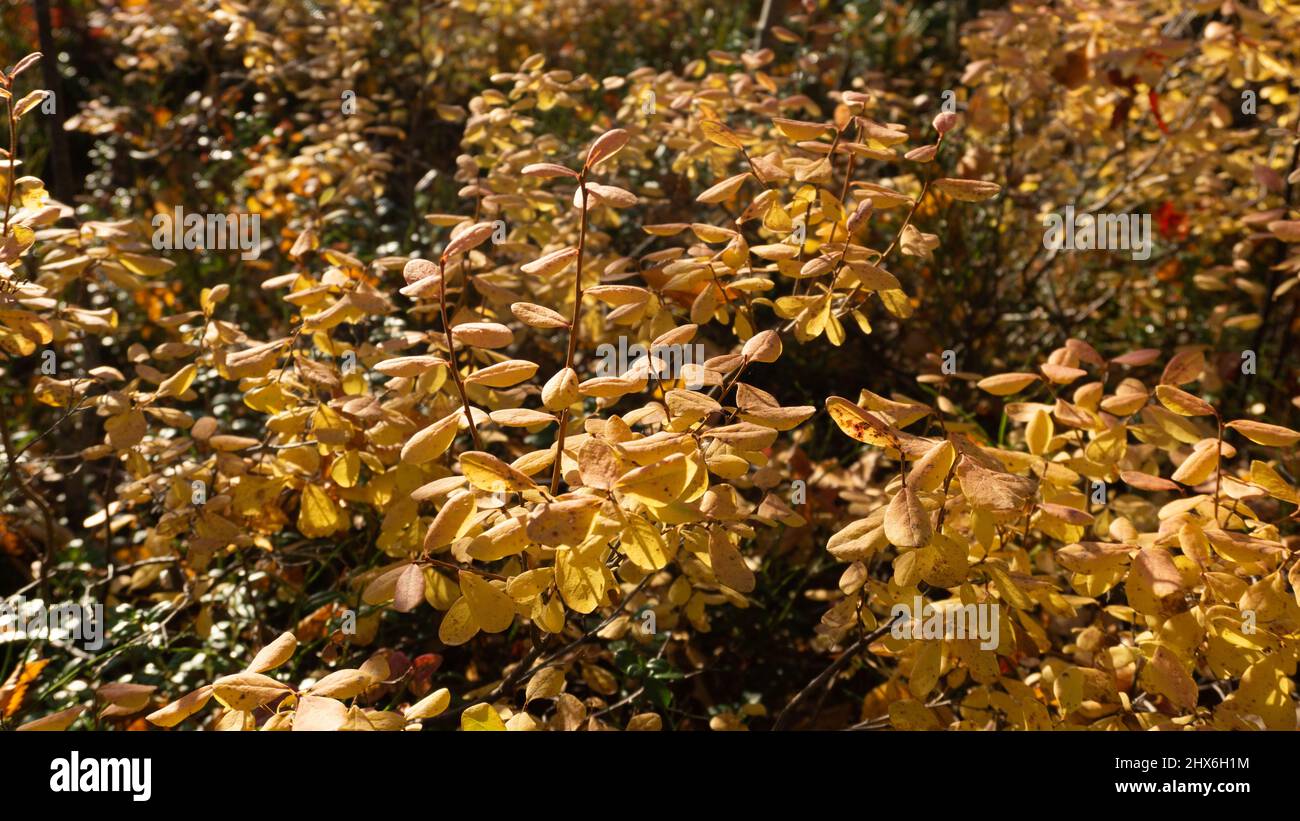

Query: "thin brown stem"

xmin=438 ymin=255 xmax=481 ymax=451
xmin=771 ymin=614 xmax=901 ymax=731
xmin=3 ymin=95 xmax=16 ymax=234
xmin=1212 ymin=413 xmax=1224 ymax=524
xmin=422 ymin=556 xmax=506 ymax=582
xmin=550 ymin=172 xmax=590 ymax=494
xmin=737 ymin=146 xmax=770 ymax=189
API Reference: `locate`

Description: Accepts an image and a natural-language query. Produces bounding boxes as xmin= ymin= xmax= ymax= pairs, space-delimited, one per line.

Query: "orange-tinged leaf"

xmin=293 ymin=695 xmax=348 ymax=731
xmin=771 ymin=117 xmax=832 ymax=141
xmin=305 ymin=669 xmax=374 ymax=700
xmin=18 ymin=704 xmax=86 ymax=731
xmin=459 ymin=451 xmax=538 ymax=492
xmin=696 ymin=171 xmax=752 ymax=204
xmin=932 ymin=178 xmax=1001 ymax=202
xmin=211 ymin=672 xmax=291 ymax=712
xmin=0 ymin=659 xmax=49 ymax=718
xmin=708 ymin=528 xmax=755 ymax=593
xmin=1225 ymin=419 xmax=1299 ymax=447
xmin=244 ymin=632 xmax=298 ymax=674
xmin=977 ymin=373 xmax=1040 ymax=396
xmin=585 ymin=128 xmax=629 ymax=169
xmin=700 ymin=119 xmax=745 ymax=149
xmin=826 ymin=395 xmax=897 ymax=447
xmin=1155 ymin=384 xmax=1215 ymax=417
xmin=884 ymin=486 xmax=931 ymax=548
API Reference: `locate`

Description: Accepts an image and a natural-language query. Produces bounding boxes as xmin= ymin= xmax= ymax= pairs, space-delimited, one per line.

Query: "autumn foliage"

xmin=2 ymin=0 xmax=1299 ymax=732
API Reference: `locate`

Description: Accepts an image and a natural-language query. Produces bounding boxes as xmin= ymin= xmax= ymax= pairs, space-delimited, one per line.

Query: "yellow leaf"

xmin=298 ymin=484 xmax=345 ymax=538
xmin=1053 ymin=667 xmax=1084 ymax=715
xmin=329 ymin=450 xmax=361 ymax=488
xmin=614 ymin=452 xmax=689 ymax=506
xmin=908 ymin=641 xmax=943 ymax=699
xmin=770 ymin=117 xmax=832 ymax=141
xmin=424 ymin=490 xmax=477 ymax=552
xmin=438 ymin=596 xmax=480 ymax=646
xmin=921 ymin=532 xmax=968 ymax=587
xmin=400 ymin=411 xmax=461 ymax=466
xmin=1126 ymin=547 xmax=1185 ymax=617
xmin=458 ymin=571 xmax=516 ymax=633
xmin=506 ymin=568 xmax=554 ymax=602
xmin=526 ymin=668 xmax=567 ymax=703
xmin=1139 ymin=645 xmax=1198 ymax=712
xmin=119 ymin=253 xmax=175 ymax=277
xmin=467 ymin=516 xmax=531 ymax=561
xmin=465 ymin=359 xmax=540 ymax=388
xmin=405 ymin=688 xmax=451 ymax=721
xmin=825 ymin=396 xmax=896 ymax=447
xmin=888 ymin=699 xmax=940 ymax=730
xmin=555 ymin=546 xmax=605 ymax=614
xmin=908 ymin=440 xmax=955 ymax=492
xmin=1250 ymin=460 xmax=1297 ymax=502
xmin=459 ymin=451 xmax=538 ymax=493
xmin=1026 ymin=408 xmax=1053 ymax=455
xmin=620 ymin=513 xmax=673 ymax=570
xmin=1230 ymin=656 xmax=1296 ymax=730
xmin=461 ymin=702 xmax=507 ymax=731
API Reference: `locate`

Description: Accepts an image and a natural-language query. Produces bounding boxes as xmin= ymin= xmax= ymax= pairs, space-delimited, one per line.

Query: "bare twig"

xmin=772 ymin=614 xmax=900 ymax=730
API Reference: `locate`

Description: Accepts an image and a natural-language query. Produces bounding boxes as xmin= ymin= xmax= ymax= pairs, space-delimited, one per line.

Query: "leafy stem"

xmin=550 ymin=168 xmax=590 ymax=495
xmin=438 ymin=253 xmax=482 ymax=451
xmin=3 ymin=88 xmax=17 ymax=234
